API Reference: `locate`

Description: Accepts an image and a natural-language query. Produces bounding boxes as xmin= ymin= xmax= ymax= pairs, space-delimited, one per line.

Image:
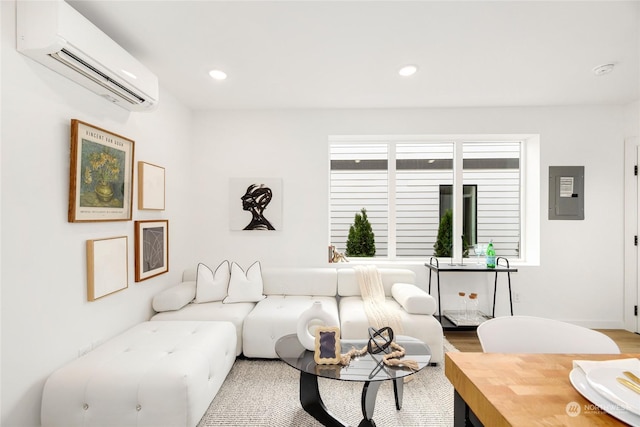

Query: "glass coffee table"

xmin=275 ymin=334 xmax=431 ymax=427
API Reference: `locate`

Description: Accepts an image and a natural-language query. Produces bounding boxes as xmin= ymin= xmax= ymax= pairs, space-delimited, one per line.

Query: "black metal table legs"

xmin=428 ymin=268 xmax=443 ymax=321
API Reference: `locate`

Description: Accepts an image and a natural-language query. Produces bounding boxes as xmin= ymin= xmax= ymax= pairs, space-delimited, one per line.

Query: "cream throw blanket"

xmin=355 ymin=265 xmax=404 ymax=335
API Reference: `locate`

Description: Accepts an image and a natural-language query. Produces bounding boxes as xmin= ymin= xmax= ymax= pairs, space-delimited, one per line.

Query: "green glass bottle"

xmin=486 ymin=240 xmax=496 ymax=268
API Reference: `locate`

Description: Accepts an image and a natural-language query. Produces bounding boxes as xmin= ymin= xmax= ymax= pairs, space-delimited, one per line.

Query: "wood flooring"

xmin=444 ymin=328 xmax=640 ymax=353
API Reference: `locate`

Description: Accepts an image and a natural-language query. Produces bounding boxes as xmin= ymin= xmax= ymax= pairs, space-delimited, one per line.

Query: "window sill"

xmin=328 ymin=257 xmax=538 ymax=268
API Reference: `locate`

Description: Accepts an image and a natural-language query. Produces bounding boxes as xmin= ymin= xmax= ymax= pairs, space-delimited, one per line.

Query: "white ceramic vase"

xmin=296 ymin=301 xmax=335 ymax=351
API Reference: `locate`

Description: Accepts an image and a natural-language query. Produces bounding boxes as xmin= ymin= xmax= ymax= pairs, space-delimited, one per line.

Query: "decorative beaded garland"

xmin=338 ymin=327 xmax=419 ymax=371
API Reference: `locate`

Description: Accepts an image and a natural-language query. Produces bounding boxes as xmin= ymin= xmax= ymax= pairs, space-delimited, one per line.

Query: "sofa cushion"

xmin=152 ymin=281 xmax=196 ymax=312
xmin=194 ymin=261 xmax=230 ymax=303
xmin=262 ymin=268 xmax=337 ymax=296
xmin=224 ymin=261 xmax=266 ymax=303
xmin=242 ymin=296 xmax=339 ymax=358
xmin=337 ymin=267 xmax=416 ymax=297
xmin=392 ymin=282 xmax=437 ymax=315
xmin=151 ymin=301 xmax=255 ymax=356
xmin=41 ymin=321 xmax=236 ymax=427
xmin=339 ymin=296 xmax=444 ymax=364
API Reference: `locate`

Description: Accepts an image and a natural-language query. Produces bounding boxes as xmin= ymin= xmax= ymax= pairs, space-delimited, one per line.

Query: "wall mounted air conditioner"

xmin=17 ymin=0 xmax=159 ymax=111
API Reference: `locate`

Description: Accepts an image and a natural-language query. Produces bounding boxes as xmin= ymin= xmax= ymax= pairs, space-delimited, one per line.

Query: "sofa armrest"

xmin=152 ymin=281 xmax=196 ymax=312
xmin=391 ymin=283 xmax=436 ymax=315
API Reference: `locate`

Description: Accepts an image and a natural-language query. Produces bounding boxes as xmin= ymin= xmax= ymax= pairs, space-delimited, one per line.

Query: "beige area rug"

xmin=198 ymin=339 xmax=457 ymax=427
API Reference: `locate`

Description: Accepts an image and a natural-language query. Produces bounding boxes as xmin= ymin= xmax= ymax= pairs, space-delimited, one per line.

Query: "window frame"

xmin=328 ymin=134 xmax=540 ymax=264
xmin=440 ymin=184 xmax=478 ymax=248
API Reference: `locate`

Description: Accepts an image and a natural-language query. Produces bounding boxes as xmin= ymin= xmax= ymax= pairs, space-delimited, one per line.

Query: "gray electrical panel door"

xmin=549 ymin=166 xmax=584 ymax=220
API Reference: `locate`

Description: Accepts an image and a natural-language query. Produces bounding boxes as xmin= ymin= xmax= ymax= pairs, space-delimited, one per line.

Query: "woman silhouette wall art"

xmin=241 ymin=184 xmax=275 ymax=230
xmin=229 ymin=178 xmax=282 ymax=231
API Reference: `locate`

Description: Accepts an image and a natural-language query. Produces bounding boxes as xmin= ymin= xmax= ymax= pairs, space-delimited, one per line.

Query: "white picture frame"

xmin=138 ymin=161 xmax=165 ymax=210
xmin=86 ymin=236 xmax=129 ymax=301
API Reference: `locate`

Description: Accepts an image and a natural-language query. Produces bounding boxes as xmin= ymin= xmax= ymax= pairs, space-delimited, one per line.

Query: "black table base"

xmin=276 ymin=334 xmax=430 ymax=427
xmin=300 ymin=371 xmax=347 ymax=427
xmin=300 ymin=371 xmax=404 ymax=427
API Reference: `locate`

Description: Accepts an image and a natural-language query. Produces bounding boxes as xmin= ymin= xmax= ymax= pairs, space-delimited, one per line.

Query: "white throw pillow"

xmin=223 ymin=261 xmax=266 ymax=303
xmin=194 ymin=261 xmax=230 ymax=303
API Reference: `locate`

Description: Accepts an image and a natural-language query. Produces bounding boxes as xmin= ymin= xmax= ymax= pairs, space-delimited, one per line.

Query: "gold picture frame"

xmin=138 ymin=161 xmax=165 ymax=210
xmin=134 ymin=220 xmax=169 ymax=282
xmin=86 ymin=236 xmax=129 ymax=301
xmin=68 ymin=119 xmax=135 ymax=222
xmin=314 ymin=326 xmax=341 ymax=365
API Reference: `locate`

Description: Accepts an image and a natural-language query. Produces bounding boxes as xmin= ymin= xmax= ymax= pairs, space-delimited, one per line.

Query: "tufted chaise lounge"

xmin=41 ymin=321 xmax=236 ymax=427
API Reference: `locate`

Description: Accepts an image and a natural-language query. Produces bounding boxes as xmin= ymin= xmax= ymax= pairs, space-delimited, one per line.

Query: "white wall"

xmin=1 ymin=1 xmax=195 ymax=425
xmin=192 ymin=106 xmax=627 ymax=328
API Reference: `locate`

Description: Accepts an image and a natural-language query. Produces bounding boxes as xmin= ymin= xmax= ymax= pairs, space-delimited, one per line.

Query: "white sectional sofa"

xmin=40 ymin=264 xmax=444 ymax=427
xmin=151 ymin=264 xmax=444 ymax=364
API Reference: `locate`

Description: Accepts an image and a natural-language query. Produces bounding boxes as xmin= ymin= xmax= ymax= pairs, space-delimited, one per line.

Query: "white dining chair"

xmin=476 ymin=315 xmax=621 ymax=354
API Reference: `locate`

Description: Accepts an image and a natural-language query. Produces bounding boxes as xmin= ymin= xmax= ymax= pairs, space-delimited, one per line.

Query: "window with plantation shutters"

xmin=329 ymin=138 xmax=522 ymax=260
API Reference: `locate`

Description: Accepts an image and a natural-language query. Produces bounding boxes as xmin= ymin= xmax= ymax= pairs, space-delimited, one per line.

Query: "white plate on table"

xmin=569 ymin=367 xmax=640 ymax=426
xmin=586 ymin=368 xmax=640 ymax=416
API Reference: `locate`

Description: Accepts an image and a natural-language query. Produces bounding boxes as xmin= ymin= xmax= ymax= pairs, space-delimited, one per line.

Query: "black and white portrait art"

xmin=230 ymin=178 xmax=282 ymax=231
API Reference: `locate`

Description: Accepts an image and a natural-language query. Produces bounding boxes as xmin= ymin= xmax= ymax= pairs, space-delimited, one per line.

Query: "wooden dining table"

xmin=445 ymin=352 xmax=640 ymax=426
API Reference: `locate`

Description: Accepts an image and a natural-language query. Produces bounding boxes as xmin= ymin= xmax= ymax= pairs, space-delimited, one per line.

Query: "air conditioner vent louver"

xmin=51 ymin=49 xmax=145 ymax=105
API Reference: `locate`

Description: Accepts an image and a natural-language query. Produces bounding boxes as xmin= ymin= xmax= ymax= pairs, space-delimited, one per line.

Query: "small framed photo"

xmin=68 ymin=119 xmax=135 ymax=222
xmin=86 ymin=236 xmax=128 ymax=301
xmin=134 ymin=220 xmax=169 ymax=282
xmin=314 ymin=326 xmax=341 ymax=365
xmin=138 ymin=161 xmax=165 ymax=210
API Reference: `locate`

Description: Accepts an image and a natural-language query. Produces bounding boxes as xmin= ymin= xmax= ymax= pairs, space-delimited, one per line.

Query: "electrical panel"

xmin=549 ymin=166 xmax=584 ymax=220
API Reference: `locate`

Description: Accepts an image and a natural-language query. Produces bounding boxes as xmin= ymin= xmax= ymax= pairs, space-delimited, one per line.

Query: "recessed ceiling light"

xmin=209 ymin=69 xmax=227 ymax=81
xmin=592 ymin=63 xmax=615 ymax=76
xmin=398 ymin=65 xmax=418 ymax=77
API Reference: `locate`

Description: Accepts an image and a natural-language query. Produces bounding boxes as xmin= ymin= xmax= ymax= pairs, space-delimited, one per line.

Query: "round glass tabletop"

xmin=275 ymin=334 xmax=431 ymax=382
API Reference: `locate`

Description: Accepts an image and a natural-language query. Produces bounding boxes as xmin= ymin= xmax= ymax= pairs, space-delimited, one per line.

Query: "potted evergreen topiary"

xmin=434 ymin=209 xmax=453 ymax=257
xmin=434 ymin=209 xmax=470 ymax=258
xmin=345 ymin=208 xmax=376 ymax=257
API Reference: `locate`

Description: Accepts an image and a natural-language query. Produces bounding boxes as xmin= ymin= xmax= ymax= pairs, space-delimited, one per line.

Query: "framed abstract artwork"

xmin=86 ymin=236 xmax=129 ymax=301
xmin=229 ymin=177 xmax=282 ymax=231
xmin=138 ymin=161 xmax=165 ymax=210
xmin=134 ymin=220 xmax=169 ymax=282
xmin=68 ymin=119 xmax=135 ymax=222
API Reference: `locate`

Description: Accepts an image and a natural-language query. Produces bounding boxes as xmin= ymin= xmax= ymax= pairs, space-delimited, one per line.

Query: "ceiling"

xmin=67 ymin=1 xmax=640 ymax=111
